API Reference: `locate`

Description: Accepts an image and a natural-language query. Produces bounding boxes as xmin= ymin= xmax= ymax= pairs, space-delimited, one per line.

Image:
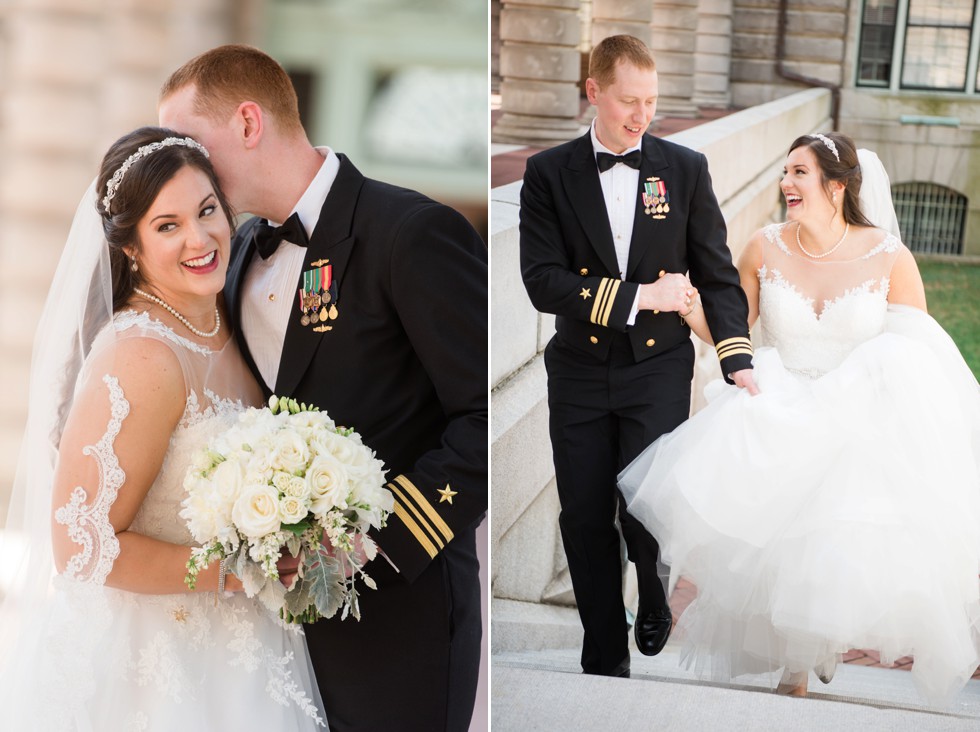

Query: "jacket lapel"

xmin=626 ymin=135 xmax=670 ymax=280
xmin=273 ymin=155 xmax=363 ymax=398
xmin=559 ymin=132 xmax=621 ymax=277
xmin=224 ymin=219 xmax=264 ymax=391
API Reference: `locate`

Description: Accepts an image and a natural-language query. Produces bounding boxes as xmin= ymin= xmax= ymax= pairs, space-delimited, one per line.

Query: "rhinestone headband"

xmin=102 ymin=137 xmax=210 ymax=215
xmin=809 ymin=133 xmax=840 ymax=163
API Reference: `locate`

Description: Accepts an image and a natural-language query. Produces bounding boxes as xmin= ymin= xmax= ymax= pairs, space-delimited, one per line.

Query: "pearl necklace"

xmin=133 ymin=288 xmax=221 ymax=338
xmin=796 ymin=222 xmax=849 ymax=260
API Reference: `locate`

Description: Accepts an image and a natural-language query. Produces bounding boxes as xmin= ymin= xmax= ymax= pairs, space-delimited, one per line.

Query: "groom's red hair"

xmin=589 ymin=35 xmax=657 ymax=89
xmin=160 ymin=44 xmax=305 ymax=136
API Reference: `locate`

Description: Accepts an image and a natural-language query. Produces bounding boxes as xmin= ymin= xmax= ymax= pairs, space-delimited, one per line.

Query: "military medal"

xmin=297 ymin=260 xmax=340 ymax=328
xmin=643 ymin=177 xmax=670 ymax=220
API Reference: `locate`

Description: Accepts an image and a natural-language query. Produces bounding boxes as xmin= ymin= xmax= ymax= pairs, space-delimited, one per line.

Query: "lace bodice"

xmin=757 ymin=223 xmax=902 ymax=378
xmin=56 ymin=310 xmax=263 ymax=580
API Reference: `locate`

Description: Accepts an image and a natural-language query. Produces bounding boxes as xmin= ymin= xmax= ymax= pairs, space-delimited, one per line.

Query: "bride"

xmin=620 ymin=131 xmax=980 ymax=705
xmin=0 ymin=127 xmax=325 ymax=729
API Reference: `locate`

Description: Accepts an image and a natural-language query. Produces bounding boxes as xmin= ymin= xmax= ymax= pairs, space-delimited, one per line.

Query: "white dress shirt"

xmin=241 ymin=147 xmax=340 ymax=390
xmin=590 ymin=121 xmax=643 ymax=325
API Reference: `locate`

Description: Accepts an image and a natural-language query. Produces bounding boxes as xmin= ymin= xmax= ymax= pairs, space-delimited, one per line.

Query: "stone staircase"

xmin=491 ymin=601 xmax=980 ymax=731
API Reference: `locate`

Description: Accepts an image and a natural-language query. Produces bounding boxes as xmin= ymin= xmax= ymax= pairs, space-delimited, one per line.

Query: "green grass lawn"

xmin=917 ymin=258 xmax=980 ymax=380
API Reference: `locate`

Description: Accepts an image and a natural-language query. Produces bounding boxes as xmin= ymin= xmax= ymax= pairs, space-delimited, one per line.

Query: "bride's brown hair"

xmin=788 ymin=132 xmax=874 ymax=228
xmin=95 ymin=126 xmax=235 ymax=312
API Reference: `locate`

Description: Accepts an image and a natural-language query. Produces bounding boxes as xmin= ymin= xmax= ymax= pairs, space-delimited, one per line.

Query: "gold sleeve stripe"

xmin=388 ymin=482 xmax=445 ymax=550
xmin=599 ymin=278 xmax=620 ymax=326
xmin=716 ymin=337 xmax=753 ymax=358
xmin=715 ymin=336 xmax=752 ymax=351
xmin=717 ymin=347 xmax=754 ymax=359
xmin=394 ymin=475 xmax=455 ymax=544
xmin=392 ymin=502 xmax=438 ymax=559
xmin=590 ymin=278 xmax=610 ymax=324
xmin=590 ymin=278 xmax=620 ymax=326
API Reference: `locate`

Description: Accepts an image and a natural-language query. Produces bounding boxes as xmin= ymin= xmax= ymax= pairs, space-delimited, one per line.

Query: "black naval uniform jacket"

xmin=225 ymin=155 xmax=487 ymax=731
xmin=520 ymin=130 xmax=753 ymax=376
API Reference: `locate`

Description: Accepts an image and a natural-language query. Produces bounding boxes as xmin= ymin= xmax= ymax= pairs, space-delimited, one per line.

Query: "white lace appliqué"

xmin=114 ymin=310 xmax=211 ymax=356
xmin=763 ymin=223 xmax=793 ymax=255
xmin=54 ymin=374 xmax=129 ymax=585
xmin=861 ymin=232 xmax=901 ymax=259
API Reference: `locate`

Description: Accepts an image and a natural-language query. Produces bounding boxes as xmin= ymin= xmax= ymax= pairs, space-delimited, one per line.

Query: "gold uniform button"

xmin=658 ymin=269 xmax=666 ymax=278
xmin=268 ymin=293 xmax=276 ymax=302
xmin=589 ymin=336 xmax=599 ymax=344
xmin=580 ymin=268 xmax=589 ymax=276
xmin=646 ymin=338 xmax=656 ymax=347
xmin=653 ymin=309 xmax=660 ymax=315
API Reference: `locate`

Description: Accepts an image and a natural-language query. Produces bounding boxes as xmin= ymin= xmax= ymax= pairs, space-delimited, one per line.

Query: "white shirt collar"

xmin=273 ymin=146 xmax=340 ymax=238
xmin=590 ymin=119 xmax=642 ymax=159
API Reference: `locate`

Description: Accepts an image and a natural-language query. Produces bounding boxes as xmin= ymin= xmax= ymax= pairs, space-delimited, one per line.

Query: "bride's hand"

xmin=730 ymin=369 xmax=760 ymax=395
xmin=276 ymin=553 xmax=301 ymax=588
xmin=638 ymin=273 xmax=696 ymax=313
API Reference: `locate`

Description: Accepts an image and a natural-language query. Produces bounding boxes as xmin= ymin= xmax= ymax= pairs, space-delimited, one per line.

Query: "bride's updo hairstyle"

xmin=95 ymin=126 xmax=234 ymax=311
xmin=788 ymin=131 xmax=874 ymax=228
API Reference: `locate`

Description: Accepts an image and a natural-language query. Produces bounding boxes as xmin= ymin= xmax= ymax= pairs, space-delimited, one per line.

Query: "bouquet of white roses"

xmin=180 ymin=395 xmax=393 ymax=623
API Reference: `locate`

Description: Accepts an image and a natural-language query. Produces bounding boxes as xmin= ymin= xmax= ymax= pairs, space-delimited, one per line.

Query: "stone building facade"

xmin=0 ymin=0 xmax=488 ymax=521
xmin=493 ymin=0 xmax=980 ymax=255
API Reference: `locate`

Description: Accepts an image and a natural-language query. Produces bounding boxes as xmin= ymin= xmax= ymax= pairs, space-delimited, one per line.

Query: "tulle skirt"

xmin=619 ymin=307 xmax=980 ymax=706
xmin=0 ymin=579 xmax=326 ymax=730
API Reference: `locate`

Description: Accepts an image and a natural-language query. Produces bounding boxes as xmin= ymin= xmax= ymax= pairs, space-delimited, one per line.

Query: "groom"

xmin=160 ymin=45 xmax=487 ymax=731
xmin=520 ymin=35 xmax=755 ymax=677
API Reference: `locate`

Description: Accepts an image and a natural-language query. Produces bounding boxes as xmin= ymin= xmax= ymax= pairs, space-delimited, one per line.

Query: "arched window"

xmin=891 ymin=182 xmax=967 ymax=254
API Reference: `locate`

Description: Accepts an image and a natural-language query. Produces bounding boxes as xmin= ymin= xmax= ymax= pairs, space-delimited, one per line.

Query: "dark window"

xmin=857 ymin=0 xmax=898 ymax=86
xmin=892 ymin=182 xmax=967 ymax=255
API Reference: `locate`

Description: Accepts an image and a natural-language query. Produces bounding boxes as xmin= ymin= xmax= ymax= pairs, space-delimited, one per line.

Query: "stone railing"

xmin=491 ymin=87 xmax=832 ymax=652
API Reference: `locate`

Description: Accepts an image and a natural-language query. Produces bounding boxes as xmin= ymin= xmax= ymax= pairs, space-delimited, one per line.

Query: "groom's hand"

xmin=638 ymin=273 xmax=696 ymax=313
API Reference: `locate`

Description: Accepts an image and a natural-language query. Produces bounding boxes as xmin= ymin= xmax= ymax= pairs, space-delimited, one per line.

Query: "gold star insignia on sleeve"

xmin=437 ymin=484 xmax=458 ymax=504
xmin=580 ymin=288 xmax=592 ymax=300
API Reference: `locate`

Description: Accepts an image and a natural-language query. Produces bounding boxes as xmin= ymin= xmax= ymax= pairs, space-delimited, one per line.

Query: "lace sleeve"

xmin=53 ymin=374 xmax=130 ymax=585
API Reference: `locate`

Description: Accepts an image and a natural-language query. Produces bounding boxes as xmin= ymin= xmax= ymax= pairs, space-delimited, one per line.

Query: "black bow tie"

xmin=253 ymin=212 xmax=310 ymax=260
xmin=596 ymin=149 xmax=642 ymax=173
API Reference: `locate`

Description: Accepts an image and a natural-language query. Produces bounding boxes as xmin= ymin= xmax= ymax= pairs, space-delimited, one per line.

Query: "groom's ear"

xmin=236 ymin=101 xmax=264 ymax=150
xmin=585 ymin=78 xmax=600 ymax=105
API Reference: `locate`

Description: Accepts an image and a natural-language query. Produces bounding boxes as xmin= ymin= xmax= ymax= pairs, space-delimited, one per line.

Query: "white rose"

xmin=269 ymin=428 xmax=310 ymax=474
xmin=306 ymin=454 xmax=351 ymax=516
xmin=232 ymin=484 xmax=282 ymax=538
xmin=210 ymin=458 xmax=244 ymax=507
xmin=180 ymin=492 xmax=222 ymax=543
xmin=283 ymin=475 xmax=311 ymax=501
xmin=349 ymin=480 xmax=394 ymax=531
xmin=279 ymin=495 xmax=309 ymax=525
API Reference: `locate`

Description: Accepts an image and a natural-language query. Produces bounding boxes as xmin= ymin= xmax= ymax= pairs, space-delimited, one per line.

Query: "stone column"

xmin=591 ymin=0 xmax=653 ymax=46
xmin=650 ymin=0 xmax=699 ymax=117
xmin=493 ymin=0 xmax=583 ymax=146
xmin=0 ymin=0 xmax=238 ymax=525
xmin=693 ymin=0 xmax=733 ymax=108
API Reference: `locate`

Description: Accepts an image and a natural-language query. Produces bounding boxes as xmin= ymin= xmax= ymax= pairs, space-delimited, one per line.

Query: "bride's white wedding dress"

xmin=620 ymin=223 xmax=980 ymax=706
xmin=0 ymin=312 xmax=325 ymax=730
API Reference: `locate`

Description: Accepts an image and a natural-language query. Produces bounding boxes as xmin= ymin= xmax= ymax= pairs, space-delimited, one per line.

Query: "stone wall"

xmin=490 ymin=88 xmax=833 ymax=652
xmin=0 ymin=0 xmax=243 ymax=525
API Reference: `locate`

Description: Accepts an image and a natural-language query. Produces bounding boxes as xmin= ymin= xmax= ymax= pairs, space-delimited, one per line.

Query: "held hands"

xmin=638 ymin=272 xmax=698 ymax=314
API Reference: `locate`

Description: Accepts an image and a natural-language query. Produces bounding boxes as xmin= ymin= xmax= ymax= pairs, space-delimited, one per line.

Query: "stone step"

xmin=493 ymin=647 xmax=980 ymax=730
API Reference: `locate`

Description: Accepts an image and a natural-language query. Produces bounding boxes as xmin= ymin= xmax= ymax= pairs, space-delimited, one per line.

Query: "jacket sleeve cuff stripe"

xmin=715 ymin=336 xmax=753 ymax=359
xmin=391 ymin=501 xmax=438 ymax=559
xmin=393 ymin=474 xmax=455 ymax=544
xmin=589 ymin=277 xmax=621 ymax=327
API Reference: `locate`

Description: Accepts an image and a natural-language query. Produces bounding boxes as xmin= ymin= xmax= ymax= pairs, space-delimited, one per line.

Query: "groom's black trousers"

xmin=545 ymin=332 xmax=694 ymax=675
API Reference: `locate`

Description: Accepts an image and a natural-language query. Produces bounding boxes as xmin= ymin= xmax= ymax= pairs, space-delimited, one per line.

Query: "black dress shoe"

xmin=634 ymin=607 xmax=672 ymax=656
xmin=584 ymin=657 xmax=630 ymax=678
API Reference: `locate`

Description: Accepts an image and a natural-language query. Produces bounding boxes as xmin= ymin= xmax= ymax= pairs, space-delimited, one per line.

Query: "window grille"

xmin=891 ymin=182 xmax=967 ymax=254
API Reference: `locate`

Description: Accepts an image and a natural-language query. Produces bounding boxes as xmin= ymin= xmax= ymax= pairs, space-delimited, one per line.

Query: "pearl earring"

xmin=832 ymin=191 xmax=838 ymax=205
xmin=130 ymin=255 xmax=138 ymax=273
